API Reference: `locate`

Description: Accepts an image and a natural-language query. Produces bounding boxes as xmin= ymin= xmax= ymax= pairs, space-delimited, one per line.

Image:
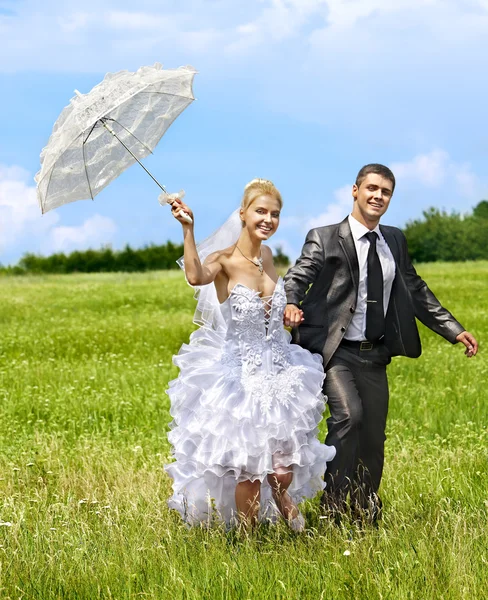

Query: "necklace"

xmin=236 ymin=245 xmax=264 ymax=274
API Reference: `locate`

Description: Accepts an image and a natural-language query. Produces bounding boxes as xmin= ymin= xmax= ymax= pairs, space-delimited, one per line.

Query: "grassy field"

xmin=0 ymin=263 xmax=486 ymax=599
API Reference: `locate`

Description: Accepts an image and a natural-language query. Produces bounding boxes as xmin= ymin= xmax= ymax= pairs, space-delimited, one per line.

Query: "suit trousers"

xmin=322 ymin=343 xmax=391 ymax=510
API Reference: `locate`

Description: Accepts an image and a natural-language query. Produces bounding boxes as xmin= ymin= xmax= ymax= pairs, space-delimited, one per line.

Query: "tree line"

xmin=1 ymin=202 xmax=486 ymax=275
xmin=0 ymin=242 xmax=185 ymax=275
xmin=403 ymin=201 xmax=488 ymax=263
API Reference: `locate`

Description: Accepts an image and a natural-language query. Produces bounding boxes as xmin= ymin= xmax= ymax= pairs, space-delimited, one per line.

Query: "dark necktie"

xmin=365 ymin=231 xmax=385 ymax=342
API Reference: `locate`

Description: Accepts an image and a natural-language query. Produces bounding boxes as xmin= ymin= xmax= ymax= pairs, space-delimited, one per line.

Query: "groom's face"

xmin=352 ymin=173 xmax=393 ymax=224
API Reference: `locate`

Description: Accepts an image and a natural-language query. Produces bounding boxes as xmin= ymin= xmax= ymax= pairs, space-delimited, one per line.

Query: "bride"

xmin=165 ymin=179 xmax=335 ymax=530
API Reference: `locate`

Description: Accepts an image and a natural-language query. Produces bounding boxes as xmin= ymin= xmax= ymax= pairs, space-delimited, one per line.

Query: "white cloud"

xmin=255 ymin=0 xmax=488 ymax=131
xmin=106 ymin=11 xmax=175 ymax=30
xmin=324 ymin=0 xmax=438 ymax=30
xmin=391 ymin=150 xmax=480 ymax=198
xmin=46 ymin=214 xmax=117 ymax=253
xmin=0 ymin=165 xmax=59 ymax=252
xmin=280 ymin=184 xmax=352 ymax=232
xmin=312 ymin=0 xmax=488 ymax=44
xmin=390 ymin=150 xmax=449 ymax=188
xmin=226 ymin=0 xmax=328 ymax=54
xmin=0 ymin=164 xmax=117 ymax=262
xmin=57 ymin=12 xmax=91 ymax=33
xmin=305 ymin=184 xmax=352 ymax=229
xmin=0 ymin=2 xmax=225 ymax=72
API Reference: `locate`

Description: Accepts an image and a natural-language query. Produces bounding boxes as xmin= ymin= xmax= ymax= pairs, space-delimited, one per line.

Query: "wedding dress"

xmin=165 ymin=276 xmax=336 ymax=525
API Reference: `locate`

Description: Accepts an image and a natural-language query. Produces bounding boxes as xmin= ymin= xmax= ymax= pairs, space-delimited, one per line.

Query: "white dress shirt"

xmin=344 ymin=214 xmax=396 ymax=342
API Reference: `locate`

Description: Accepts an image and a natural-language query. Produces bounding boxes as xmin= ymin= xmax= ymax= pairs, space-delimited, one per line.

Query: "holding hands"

xmin=284 ymin=304 xmax=304 ymax=328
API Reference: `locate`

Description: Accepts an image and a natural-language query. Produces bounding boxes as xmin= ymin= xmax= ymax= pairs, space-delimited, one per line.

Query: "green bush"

xmin=273 ymin=245 xmax=290 ymax=268
xmin=403 ymin=201 xmax=488 ymax=262
xmin=3 ymin=241 xmax=185 ymax=275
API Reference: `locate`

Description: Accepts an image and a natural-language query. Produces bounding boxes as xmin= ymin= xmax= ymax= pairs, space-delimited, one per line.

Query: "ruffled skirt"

xmin=165 ymin=327 xmax=336 ymax=525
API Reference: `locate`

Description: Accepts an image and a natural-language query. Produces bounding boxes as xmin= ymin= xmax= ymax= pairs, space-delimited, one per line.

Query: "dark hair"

xmin=355 ymin=164 xmax=395 ymax=192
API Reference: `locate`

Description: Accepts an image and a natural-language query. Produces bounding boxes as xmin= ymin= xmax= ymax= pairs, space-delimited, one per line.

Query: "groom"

xmin=283 ymin=163 xmax=478 ymax=522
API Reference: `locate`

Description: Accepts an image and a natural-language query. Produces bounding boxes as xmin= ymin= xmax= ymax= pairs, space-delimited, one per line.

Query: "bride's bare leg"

xmin=235 ymin=479 xmax=261 ymax=526
xmin=267 ymin=469 xmax=299 ymax=521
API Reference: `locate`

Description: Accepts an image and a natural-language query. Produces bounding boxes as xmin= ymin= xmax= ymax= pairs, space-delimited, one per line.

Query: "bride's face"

xmin=241 ymin=194 xmax=281 ymax=240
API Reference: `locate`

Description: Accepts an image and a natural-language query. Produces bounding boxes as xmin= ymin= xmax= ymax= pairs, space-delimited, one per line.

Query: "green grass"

xmin=0 ymin=263 xmax=486 ymax=599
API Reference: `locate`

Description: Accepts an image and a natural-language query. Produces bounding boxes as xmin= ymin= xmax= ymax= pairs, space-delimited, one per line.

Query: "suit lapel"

xmin=379 ymin=226 xmax=401 ymax=264
xmin=338 ymin=218 xmax=359 ymax=292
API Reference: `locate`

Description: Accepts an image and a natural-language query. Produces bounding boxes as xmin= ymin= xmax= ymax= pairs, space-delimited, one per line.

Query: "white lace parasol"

xmin=35 ymin=63 xmax=197 ymax=214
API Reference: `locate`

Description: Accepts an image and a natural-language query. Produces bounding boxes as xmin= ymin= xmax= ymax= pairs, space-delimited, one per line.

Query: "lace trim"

xmin=241 ymin=366 xmax=308 ymax=414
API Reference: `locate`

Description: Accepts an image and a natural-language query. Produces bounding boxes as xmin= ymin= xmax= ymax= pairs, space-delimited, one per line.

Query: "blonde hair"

xmin=241 ymin=178 xmax=283 ymax=211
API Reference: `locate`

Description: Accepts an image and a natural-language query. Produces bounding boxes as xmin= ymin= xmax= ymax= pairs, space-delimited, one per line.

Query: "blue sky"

xmin=1 ymin=0 xmax=488 ymax=265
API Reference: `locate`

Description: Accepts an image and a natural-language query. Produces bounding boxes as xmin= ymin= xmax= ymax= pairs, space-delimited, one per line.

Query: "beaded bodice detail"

xmin=219 ymin=278 xmax=307 ymax=414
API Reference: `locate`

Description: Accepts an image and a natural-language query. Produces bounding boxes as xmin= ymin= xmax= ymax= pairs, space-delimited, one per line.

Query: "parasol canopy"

xmin=35 ymin=63 xmax=196 ymax=215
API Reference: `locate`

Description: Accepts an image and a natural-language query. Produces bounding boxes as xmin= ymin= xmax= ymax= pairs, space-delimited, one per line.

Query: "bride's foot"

xmin=274 ymin=490 xmax=305 ymax=531
xmin=274 ymin=489 xmax=297 ymax=518
xmin=288 ymin=511 xmax=305 ymax=532
xmin=267 ymin=472 xmax=305 ymax=531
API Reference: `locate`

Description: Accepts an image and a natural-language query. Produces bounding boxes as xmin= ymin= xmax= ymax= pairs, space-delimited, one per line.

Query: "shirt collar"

xmin=348 ymin=214 xmax=382 ymax=242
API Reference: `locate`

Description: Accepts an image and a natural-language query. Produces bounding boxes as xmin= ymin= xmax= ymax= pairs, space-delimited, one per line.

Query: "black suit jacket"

xmin=284 ymin=217 xmax=464 ymax=368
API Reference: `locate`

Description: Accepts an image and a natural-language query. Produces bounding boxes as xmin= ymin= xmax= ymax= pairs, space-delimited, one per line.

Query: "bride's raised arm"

xmin=171 ymin=197 xmax=223 ymax=286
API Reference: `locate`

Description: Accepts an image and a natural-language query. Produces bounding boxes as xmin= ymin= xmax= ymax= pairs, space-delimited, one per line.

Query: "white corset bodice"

xmin=218 ymin=278 xmax=308 ymax=414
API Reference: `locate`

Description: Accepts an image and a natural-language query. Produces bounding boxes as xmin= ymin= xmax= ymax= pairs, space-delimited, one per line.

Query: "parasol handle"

xmin=158 ymin=191 xmax=193 ymax=224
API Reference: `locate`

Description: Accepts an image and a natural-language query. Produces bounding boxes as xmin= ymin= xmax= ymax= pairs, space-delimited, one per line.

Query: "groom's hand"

xmin=284 ymin=304 xmax=304 ymax=328
xmin=455 ymin=331 xmax=478 ymax=357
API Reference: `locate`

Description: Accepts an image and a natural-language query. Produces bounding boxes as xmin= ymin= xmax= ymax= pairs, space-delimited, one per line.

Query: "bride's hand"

xmin=284 ymin=304 xmax=304 ymax=327
xmin=171 ymin=197 xmax=194 ymax=226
